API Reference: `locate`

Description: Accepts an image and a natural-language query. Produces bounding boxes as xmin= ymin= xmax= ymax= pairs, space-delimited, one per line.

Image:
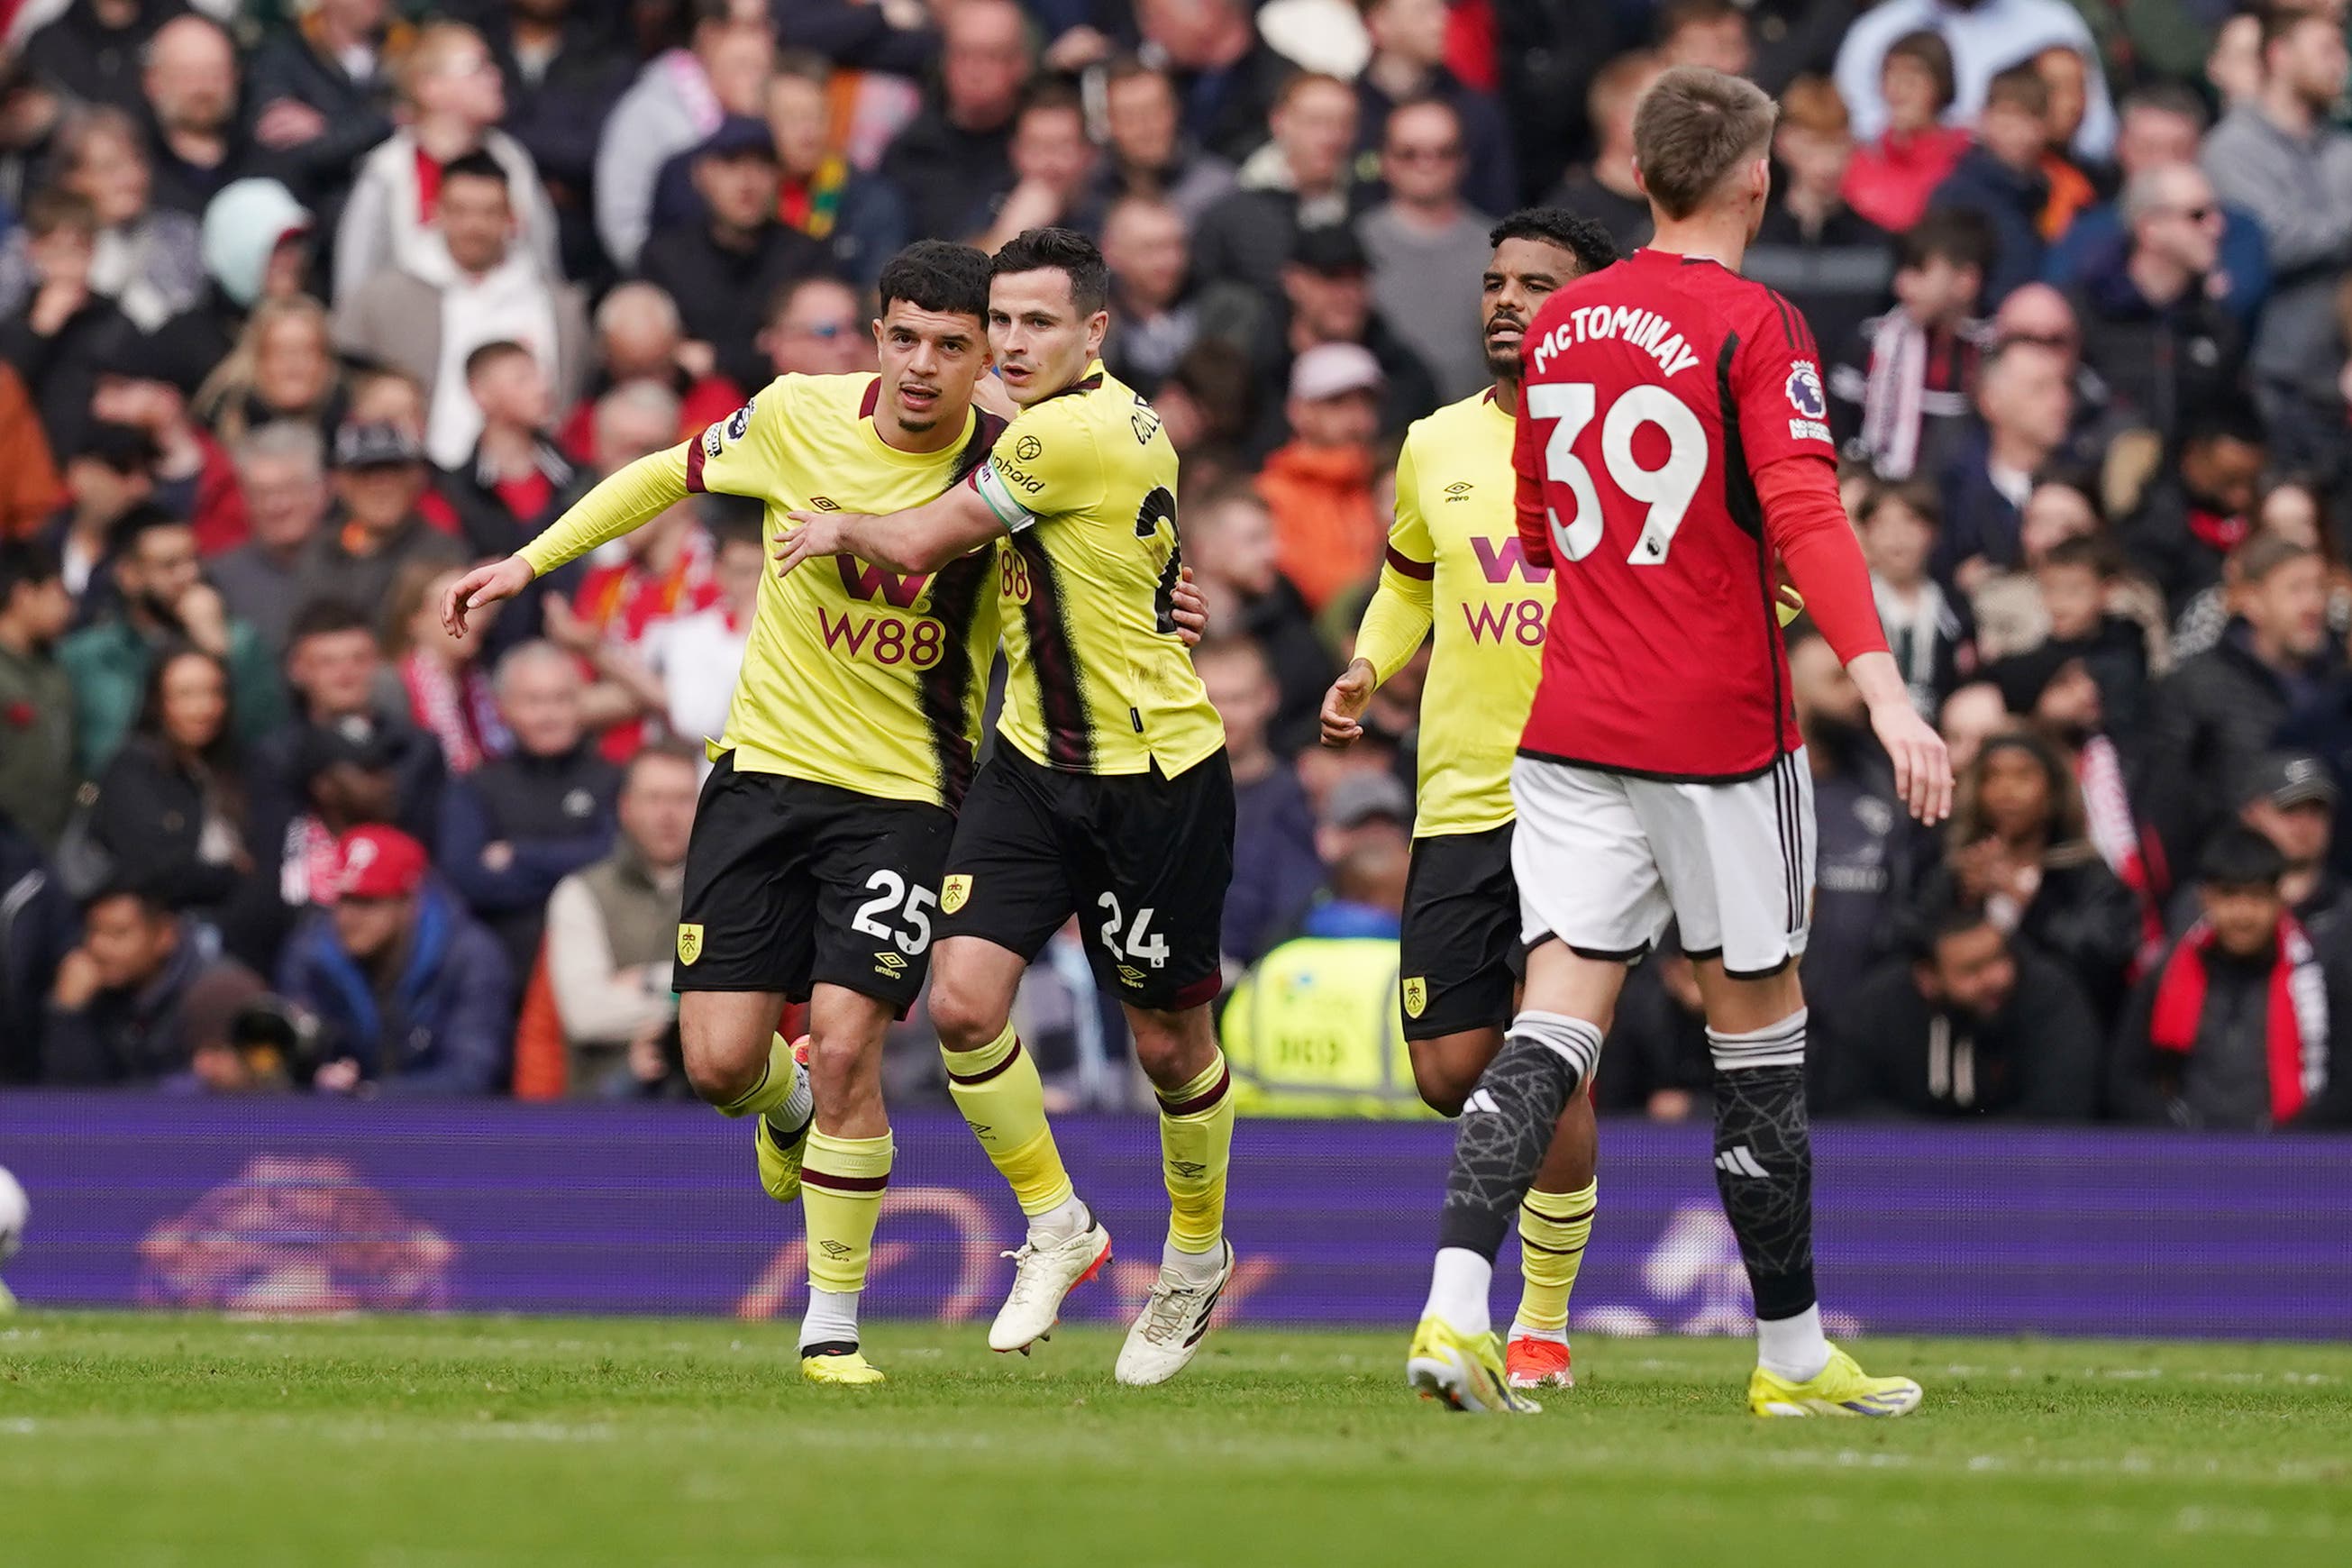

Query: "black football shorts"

xmin=1398 ymin=822 xmax=1524 ymax=1040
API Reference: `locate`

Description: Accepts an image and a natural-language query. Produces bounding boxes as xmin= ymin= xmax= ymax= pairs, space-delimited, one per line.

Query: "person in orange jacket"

xmin=1254 ymin=342 xmax=1384 ymax=614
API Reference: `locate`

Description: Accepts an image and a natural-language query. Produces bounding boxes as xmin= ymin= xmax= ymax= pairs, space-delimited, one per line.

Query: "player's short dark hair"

xmin=463 ymin=340 xmax=532 ymax=383
xmin=0 ymin=537 xmax=63 ymax=604
xmin=991 ymin=225 xmax=1110 ymax=316
xmin=1897 ymin=208 xmax=1995 ymax=278
xmin=1632 ymin=66 xmax=1779 ymax=221
xmin=441 ymin=149 xmax=509 ymax=190
xmin=287 ymin=597 xmax=376 ymax=649
xmin=1488 ymin=207 xmax=1619 ymax=278
xmin=2199 ymin=824 xmax=2287 ymax=891
xmin=1984 ymin=63 xmax=2049 ymax=118
xmin=878 ymin=240 xmax=991 ymax=325
xmin=1883 ymin=30 xmax=1956 ymax=112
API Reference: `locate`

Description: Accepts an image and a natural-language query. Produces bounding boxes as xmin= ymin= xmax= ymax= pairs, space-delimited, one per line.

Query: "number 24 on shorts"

xmin=1097 ymin=893 xmax=1169 ymax=968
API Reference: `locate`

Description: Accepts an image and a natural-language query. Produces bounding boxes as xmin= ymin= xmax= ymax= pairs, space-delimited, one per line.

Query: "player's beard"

xmin=1483 ymin=315 xmax=1524 ymax=380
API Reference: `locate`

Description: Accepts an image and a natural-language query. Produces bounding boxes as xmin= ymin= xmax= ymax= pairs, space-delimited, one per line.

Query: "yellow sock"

xmin=802 ymin=1128 xmax=892 ymax=1296
xmin=1512 ymin=1180 xmax=1597 ymax=1336
xmin=715 ymin=1033 xmax=804 ymax=1121
xmin=942 ymin=1024 xmax=1074 ymax=1217
xmin=1157 ymin=1053 xmax=1235 ymax=1256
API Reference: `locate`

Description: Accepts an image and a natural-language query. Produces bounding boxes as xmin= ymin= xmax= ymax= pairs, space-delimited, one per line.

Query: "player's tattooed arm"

xmin=774 ymin=481 xmax=1007 ymax=578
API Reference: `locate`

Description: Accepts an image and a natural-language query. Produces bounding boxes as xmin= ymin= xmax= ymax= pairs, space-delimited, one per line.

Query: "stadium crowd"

xmin=1 ymin=0 xmax=2350 ymax=1130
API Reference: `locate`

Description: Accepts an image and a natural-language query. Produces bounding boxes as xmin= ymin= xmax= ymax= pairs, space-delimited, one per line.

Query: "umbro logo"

xmin=1715 ymin=1146 xmax=1770 ymax=1179
xmin=818 ymin=1239 xmax=853 ymax=1258
xmin=1463 ymin=1089 xmax=1500 ymax=1116
xmin=874 ymin=952 xmax=907 ymax=973
xmin=1169 ymin=1161 xmax=1207 ymax=1180
xmin=1444 ymin=480 xmax=1474 ymax=502
xmin=808 ymin=496 xmax=841 ymax=511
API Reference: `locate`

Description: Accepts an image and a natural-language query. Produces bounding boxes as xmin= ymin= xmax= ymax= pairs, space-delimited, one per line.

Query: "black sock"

xmin=1707 ymin=1014 xmax=1817 ymax=1321
xmin=1436 ymin=1013 xmax=1602 ymax=1260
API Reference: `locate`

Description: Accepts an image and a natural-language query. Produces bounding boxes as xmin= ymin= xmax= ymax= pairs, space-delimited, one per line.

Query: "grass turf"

xmin=2 ymin=1314 xmax=2349 ymax=1566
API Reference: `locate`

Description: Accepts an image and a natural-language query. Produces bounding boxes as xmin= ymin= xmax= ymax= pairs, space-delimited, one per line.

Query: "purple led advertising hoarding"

xmin=1 ymin=1096 xmax=2347 ymax=1340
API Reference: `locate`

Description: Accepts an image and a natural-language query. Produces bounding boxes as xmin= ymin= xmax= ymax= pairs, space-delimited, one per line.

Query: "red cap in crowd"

xmin=336 ymin=826 xmax=428 ymax=901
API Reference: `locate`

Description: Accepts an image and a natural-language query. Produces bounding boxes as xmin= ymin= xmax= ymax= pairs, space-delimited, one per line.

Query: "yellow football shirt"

xmin=1357 ymin=389 xmax=1547 ymax=837
xmin=519 ymin=373 xmax=1003 ymax=809
xmin=968 ymin=361 xmax=1224 ymax=778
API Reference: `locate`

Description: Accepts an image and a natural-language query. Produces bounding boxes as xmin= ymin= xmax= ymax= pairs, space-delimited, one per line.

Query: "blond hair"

xmin=1632 ymin=65 xmax=1778 ymax=220
xmin=193 ymin=296 xmax=339 ymax=445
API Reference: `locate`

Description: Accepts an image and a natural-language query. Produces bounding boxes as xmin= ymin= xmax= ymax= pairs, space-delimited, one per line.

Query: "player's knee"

xmin=925 ymin=975 xmax=1005 ymax=1055
xmin=678 ymin=1023 xmax=763 ymax=1108
xmin=1129 ymin=1011 xmax=1214 ymax=1090
xmin=1412 ymin=1062 xmax=1472 ymax=1119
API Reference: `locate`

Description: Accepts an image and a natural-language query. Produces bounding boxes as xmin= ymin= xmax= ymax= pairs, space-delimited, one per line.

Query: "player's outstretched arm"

xmin=442 ymin=447 xmax=695 ymax=640
xmin=775 ymin=483 xmax=1007 ymax=578
xmin=441 ymin=556 xmax=535 ymax=637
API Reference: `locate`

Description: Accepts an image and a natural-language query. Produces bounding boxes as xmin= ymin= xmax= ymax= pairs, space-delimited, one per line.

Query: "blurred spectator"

xmin=295 ymin=419 xmax=466 ymax=615
xmin=1986 ymin=536 xmax=2151 ymax=735
xmin=150 ymin=178 xmax=314 ymax=402
xmin=243 ymin=0 xmax=400 ymax=232
xmin=2046 ymin=83 xmax=2270 ymax=333
xmin=1968 ymin=477 xmax=2160 ymax=664
xmin=1841 ymin=30 xmax=1970 ymax=235
xmin=210 ymin=423 xmax=327 ymax=661
xmin=586 ymin=378 xmax=685 ymax=475
xmin=1990 ymin=284 xmax=2106 ymax=469
xmin=230 ymin=707 xmax=412 ymax=972
xmin=1137 ymin=0 xmax=1295 ymax=165
xmin=2209 ymin=752 xmax=2347 ymax=943
xmin=2122 ymin=408 xmax=2265 ymax=618
xmin=757 ymin=275 xmax=870 ymax=382
xmin=41 ymin=106 xmax=205 ymax=333
xmin=972 ymin=79 xmax=1097 ymax=250
xmin=1748 ymin=76 xmax=1893 ymax=371
xmin=2112 ymin=825 xmax=2351 ymax=1129
xmin=1544 ymin=51 xmax=1657 ymax=257
xmin=46 ymin=422 xmax=156 ymax=605
xmin=2208 ymin=13 xmax=2264 ymax=112
xmin=18 ymin=0 xmax=182 ymax=115
xmin=1937 ymin=725 xmax=2142 ymax=1026
xmin=192 ymin=296 xmax=346 ymax=450
xmin=388 ymin=561 xmax=507 ymax=777
xmin=640 ymin=515 xmax=756 ymax=752
xmin=1791 ymin=633 xmax=1929 ymax=1010
xmin=1934 ymin=339 xmax=2072 ymax=588
xmin=438 ymin=641 xmax=620 ymax=981
xmin=59 ymin=506 xmax=278 ymax=775
xmin=1088 ymin=55 xmax=1236 ymax=230
xmin=1827 ymin=207 xmax=1991 ymax=482
xmin=79 ymin=642 xmax=249 ymax=914
xmin=333 ymin=20 xmax=561 ymax=306
xmin=278 ymin=824 xmax=513 ymax=1095
xmin=2030 ymin=44 xmax=2097 ymax=235
xmin=556 ymin=284 xmax=727 ymax=460
xmin=140 ymin=14 xmax=249 ymax=218
xmin=249 ymin=597 xmax=445 ymax=852
xmin=442 ymin=340 xmax=586 ymax=563
xmin=1859 ymin=480 xmax=1973 ymax=721
xmin=2204 ymin=6 xmax=2352 ymax=474
xmin=2065 ymin=164 xmax=2243 ymax=458
xmin=1222 ymin=223 xmax=1436 ymax=454
xmin=541 ymin=740 xmax=697 ymax=1098
xmin=1927 ymin=65 xmax=2054 ymax=310
xmin=1819 ymin=897 xmax=2101 ymax=1119
xmin=1192 ymin=72 xmax=1362 ymax=305
xmin=1100 ymin=196 xmax=1200 ymax=397
xmin=0 ymin=538 xmax=76 ymax=847
xmin=1153 ymin=339 xmax=1256 ymax=496
xmin=1257 ymin=342 xmax=1383 ymax=615
xmin=2143 ymin=533 xmax=2330 ymax=879
xmin=42 ymin=882 xmax=268 ymax=1087
xmin=1939 ymin=679 xmax=2009 ymax=778
xmin=0 ymin=192 xmax=136 ymax=452
xmin=1834 ymin=0 xmax=2115 ymax=163
xmin=563 ymin=447 xmax=710 ymax=746
xmin=880 ymin=0 xmax=1031 ymax=247
xmin=763 ymin=55 xmax=906 ymax=287
xmin=482 ymin=0 xmax=632 ymax=283
xmin=1358 ymin=97 xmax=1490 ymax=404
xmin=1197 ymin=635 xmax=1324 ymax=969
xmin=0 ymin=362 xmax=65 ymax=538
xmin=597 ymin=6 xmax=776 ymax=270
xmin=1184 ymin=481 xmax=1332 ymax=753
xmin=336 ymin=150 xmax=589 ymax=469
xmin=0 ymin=814 xmax=77 ymax=1081
xmin=1354 ymin=0 xmax=1516 ymax=220
xmin=639 ymin=116 xmax=828 ymax=398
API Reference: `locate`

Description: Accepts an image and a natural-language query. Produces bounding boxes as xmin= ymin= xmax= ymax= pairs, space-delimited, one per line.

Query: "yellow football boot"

xmin=1748 ymin=1345 xmax=1922 ymax=1418
xmin=1407 ymin=1317 xmax=1541 ymax=1414
xmin=801 ymin=1347 xmax=886 ymax=1387
xmin=752 ymin=1037 xmax=814 ymax=1203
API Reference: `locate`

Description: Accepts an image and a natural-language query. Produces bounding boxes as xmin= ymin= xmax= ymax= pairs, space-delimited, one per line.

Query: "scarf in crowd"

xmin=2184 ymin=506 xmax=2250 ymax=555
xmin=278 ymin=814 xmax=344 ymax=909
xmin=1855 ymin=315 xmax=1980 ymax=480
xmin=780 ymin=156 xmax=849 ymax=241
xmin=2149 ymin=916 xmax=2329 ymax=1124
xmin=2075 ymin=734 xmax=2168 ymax=974
xmin=400 ymin=650 xmax=508 ymax=775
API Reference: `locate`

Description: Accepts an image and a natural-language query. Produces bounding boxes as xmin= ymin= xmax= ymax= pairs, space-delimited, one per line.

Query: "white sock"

xmin=799 ymin=1285 xmax=860 ymax=1352
xmin=1756 ymin=1303 xmax=1830 ymax=1382
xmin=1508 ymin=1318 xmax=1567 ymax=1346
xmin=763 ymin=1056 xmax=814 ymax=1137
xmin=1162 ymin=1235 xmax=1224 ymax=1285
xmin=1028 ymin=1194 xmax=1090 ymax=1244
xmin=1422 ymin=1247 xmax=1492 ymax=1336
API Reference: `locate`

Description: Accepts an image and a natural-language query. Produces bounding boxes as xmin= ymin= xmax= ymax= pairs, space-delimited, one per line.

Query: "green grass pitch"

xmin=3 ymin=1313 xmax=2349 ymax=1566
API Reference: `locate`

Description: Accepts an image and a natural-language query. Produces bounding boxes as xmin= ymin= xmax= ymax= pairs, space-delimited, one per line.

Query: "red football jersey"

xmin=1512 ymin=248 xmax=1841 ymax=781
